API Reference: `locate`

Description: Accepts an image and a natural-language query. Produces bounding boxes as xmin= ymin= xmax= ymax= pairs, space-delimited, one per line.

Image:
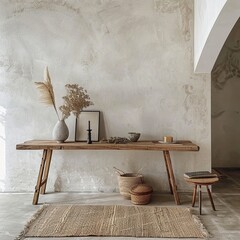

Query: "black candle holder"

xmin=87 ymin=121 xmax=92 ymax=144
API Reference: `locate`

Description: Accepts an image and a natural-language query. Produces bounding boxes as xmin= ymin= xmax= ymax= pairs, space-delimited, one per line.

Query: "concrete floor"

xmin=0 ymin=169 xmax=240 ymax=240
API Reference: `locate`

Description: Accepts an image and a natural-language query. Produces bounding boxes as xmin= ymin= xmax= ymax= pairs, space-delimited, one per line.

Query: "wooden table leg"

xmin=199 ymin=185 xmax=202 ymax=215
xmin=163 ymin=150 xmax=181 ymax=205
xmin=40 ymin=149 xmax=53 ymax=194
xmin=33 ymin=149 xmax=47 ymax=205
xmin=163 ymin=151 xmax=173 ymax=194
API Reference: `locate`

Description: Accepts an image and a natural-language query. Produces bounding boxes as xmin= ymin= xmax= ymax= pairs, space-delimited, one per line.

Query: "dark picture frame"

xmin=75 ymin=110 xmax=100 ymax=142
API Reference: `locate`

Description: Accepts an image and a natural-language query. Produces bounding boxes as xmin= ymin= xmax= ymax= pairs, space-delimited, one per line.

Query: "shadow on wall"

xmin=0 ymin=106 xmax=6 ymax=191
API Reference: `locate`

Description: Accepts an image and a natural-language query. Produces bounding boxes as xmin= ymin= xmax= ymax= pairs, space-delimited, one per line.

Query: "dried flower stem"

xmin=59 ymin=84 xmax=93 ymax=119
xmin=35 ymin=67 xmax=60 ymax=120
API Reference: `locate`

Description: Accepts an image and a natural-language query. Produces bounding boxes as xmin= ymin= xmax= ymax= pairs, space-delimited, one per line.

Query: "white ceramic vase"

xmin=52 ymin=119 xmax=69 ymax=143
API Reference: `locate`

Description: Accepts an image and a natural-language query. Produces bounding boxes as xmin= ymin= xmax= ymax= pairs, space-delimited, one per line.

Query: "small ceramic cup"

xmin=163 ymin=136 xmax=173 ymax=143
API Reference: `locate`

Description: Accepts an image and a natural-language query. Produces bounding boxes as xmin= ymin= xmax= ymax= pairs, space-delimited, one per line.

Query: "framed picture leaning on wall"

xmin=75 ymin=110 xmax=100 ymax=142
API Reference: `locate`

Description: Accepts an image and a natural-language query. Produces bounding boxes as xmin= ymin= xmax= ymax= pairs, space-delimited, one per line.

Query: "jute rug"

xmin=17 ymin=205 xmax=207 ymax=239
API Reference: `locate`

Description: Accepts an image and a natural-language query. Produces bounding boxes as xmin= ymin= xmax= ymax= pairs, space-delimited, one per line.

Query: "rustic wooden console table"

xmin=16 ymin=140 xmax=199 ymax=205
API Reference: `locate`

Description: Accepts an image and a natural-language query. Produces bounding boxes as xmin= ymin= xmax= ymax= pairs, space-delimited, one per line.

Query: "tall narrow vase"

xmin=52 ymin=119 xmax=69 ymax=143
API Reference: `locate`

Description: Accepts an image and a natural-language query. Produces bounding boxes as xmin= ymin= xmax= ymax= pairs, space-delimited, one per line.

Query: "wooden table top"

xmin=16 ymin=140 xmax=200 ymax=151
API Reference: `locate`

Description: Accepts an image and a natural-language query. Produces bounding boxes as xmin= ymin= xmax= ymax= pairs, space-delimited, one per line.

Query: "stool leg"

xmin=192 ymin=184 xmax=198 ymax=207
xmin=206 ymin=185 xmax=216 ymax=211
xmin=199 ymin=185 xmax=202 ymax=215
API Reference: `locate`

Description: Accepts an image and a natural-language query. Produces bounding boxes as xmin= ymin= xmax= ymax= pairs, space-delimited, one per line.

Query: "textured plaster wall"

xmin=212 ymin=18 xmax=240 ymax=168
xmin=0 ymin=0 xmax=210 ymax=193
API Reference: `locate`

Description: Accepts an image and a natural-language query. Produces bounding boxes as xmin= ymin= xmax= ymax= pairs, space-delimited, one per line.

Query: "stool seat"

xmin=184 ymin=176 xmax=219 ymax=215
xmin=185 ymin=177 xmax=219 ymax=185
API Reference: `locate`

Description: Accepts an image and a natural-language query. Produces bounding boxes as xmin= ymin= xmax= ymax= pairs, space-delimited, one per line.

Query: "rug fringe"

xmin=15 ymin=204 xmax=48 ymax=240
xmin=189 ymin=208 xmax=211 ymax=239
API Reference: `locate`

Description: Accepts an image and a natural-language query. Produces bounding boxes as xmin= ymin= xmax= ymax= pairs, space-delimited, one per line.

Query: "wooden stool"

xmin=185 ymin=177 xmax=219 ymax=215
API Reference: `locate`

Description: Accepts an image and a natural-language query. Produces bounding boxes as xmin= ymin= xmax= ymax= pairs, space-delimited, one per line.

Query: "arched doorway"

xmin=211 ymin=18 xmax=240 ymax=191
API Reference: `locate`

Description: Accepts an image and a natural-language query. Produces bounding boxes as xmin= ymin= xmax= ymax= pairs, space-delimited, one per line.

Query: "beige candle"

xmin=164 ymin=136 xmax=173 ymax=143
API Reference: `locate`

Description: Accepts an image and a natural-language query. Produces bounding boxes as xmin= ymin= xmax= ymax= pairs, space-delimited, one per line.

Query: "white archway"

xmin=194 ymin=0 xmax=240 ymax=73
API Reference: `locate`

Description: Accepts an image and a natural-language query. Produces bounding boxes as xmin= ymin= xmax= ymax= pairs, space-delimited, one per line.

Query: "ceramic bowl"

xmin=128 ymin=132 xmax=141 ymax=142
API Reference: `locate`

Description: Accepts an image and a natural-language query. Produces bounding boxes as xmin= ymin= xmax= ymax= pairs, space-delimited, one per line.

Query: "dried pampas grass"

xmin=35 ymin=67 xmax=93 ymax=120
xmin=35 ymin=67 xmax=60 ymax=120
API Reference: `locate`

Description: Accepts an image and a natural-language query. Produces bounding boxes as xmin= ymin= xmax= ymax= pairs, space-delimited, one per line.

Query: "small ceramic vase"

xmin=52 ymin=119 xmax=69 ymax=143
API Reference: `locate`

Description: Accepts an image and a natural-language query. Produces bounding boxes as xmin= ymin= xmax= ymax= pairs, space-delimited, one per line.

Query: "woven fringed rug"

xmin=17 ymin=205 xmax=207 ymax=239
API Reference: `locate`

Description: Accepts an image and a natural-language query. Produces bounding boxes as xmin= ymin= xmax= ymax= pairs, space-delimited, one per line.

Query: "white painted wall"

xmin=212 ymin=18 xmax=240 ymax=168
xmin=194 ymin=0 xmax=240 ymax=73
xmin=194 ymin=0 xmax=227 ymax=72
xmin=0 ymin=0 xmax=211 ymax=193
